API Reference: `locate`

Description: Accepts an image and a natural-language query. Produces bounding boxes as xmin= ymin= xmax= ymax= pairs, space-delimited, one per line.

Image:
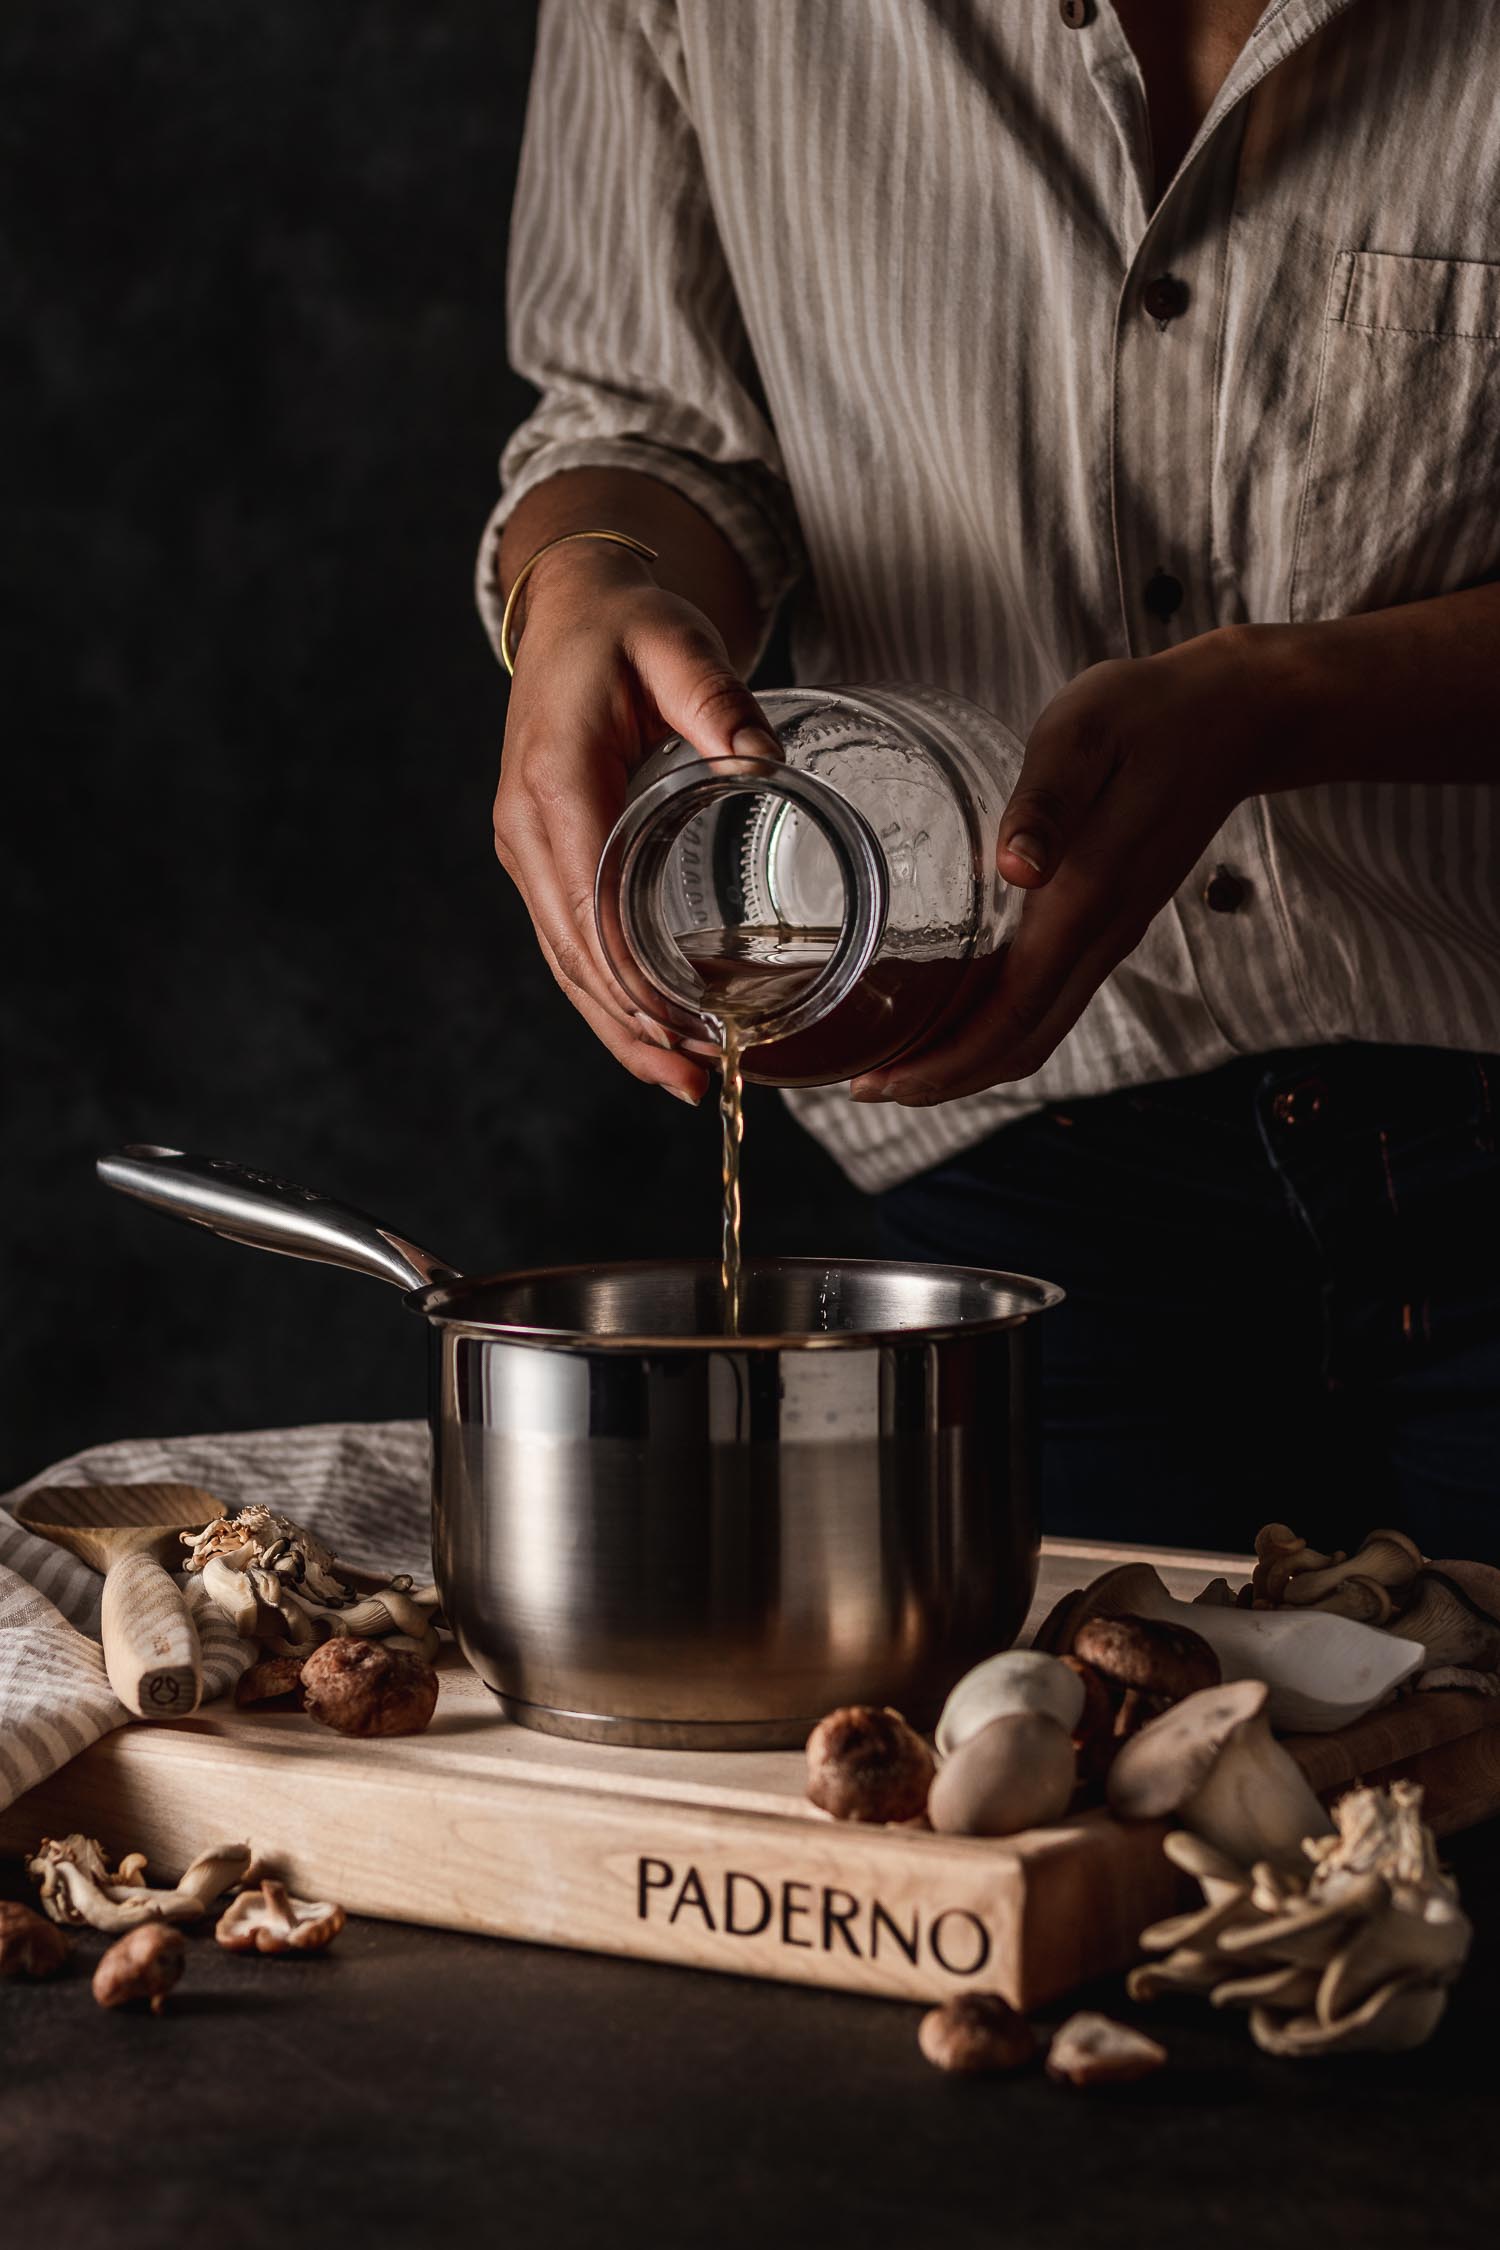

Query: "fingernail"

xmin=850 ymin=1078 xmax=889 ymax=1103
xmin=667 ymin=1084 xmax=701 ymax=1107
xmin=730 ymin=724 xmax=782 ymax=763
xmin=1004 ymin=832 xmax=1045 ymax=872
xmin=633 ymin=1013 xmax=679 ymax=1050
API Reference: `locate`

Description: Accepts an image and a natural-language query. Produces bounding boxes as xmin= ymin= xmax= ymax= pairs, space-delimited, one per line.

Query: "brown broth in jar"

xmin=676 ymin=925 xmax=971 ymax=1086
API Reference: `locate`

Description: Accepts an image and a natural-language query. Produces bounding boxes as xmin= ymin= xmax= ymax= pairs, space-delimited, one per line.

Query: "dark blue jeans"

xmin=877 ymin=1045 xmax=1500 ymax=1561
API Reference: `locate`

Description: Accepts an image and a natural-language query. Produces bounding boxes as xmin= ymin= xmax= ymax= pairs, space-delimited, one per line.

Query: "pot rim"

xmin=408 ymin=1253 xmax=1064 ymax=1350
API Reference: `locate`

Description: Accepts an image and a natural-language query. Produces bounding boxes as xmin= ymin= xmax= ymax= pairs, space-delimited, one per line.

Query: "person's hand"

xmin=851 ymin=627 xmax=1272 ymax=1105
xmin=493 ymin=541 xmax=779 ymax=1102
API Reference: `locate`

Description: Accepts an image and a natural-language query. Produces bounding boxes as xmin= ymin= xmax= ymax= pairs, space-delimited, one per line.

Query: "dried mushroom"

xmin=918 ymin=1993 xmax=1036 ymax=2074
xmin=182 ymin=1504 xmax=442 ymax=1661
xmin=1129 ymin=1780 xmax=1470 ymax=2057
xmin=235 ymin=1653 xmax=308 ymax=1707
xmin=28 ymin=1833 xmax=251 ymax=1933
xmin=1059 ymin=1654 xmax=1118 ymax=1787
xmin=805 ymin=1705 xmax=934 ymax=1824
xmin=1072 ymin=1613 xmax=1220 ymax=1743
xmin=93 ymin=1923 xmax=185 ymax=2013
xmin=216 ymin=1877 xmax=345 ymax=1954
xmin=0 ymin=1901 xmax=70 ymax=1980
xmin=1046 ymin=2012 xmax=1166 ymax=2087
xmin=300 ymin=1636 xmax=439 ymax=1738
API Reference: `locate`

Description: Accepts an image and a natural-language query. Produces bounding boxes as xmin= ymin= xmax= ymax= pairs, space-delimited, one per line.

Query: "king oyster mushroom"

xmin=182 ymin=1505 xmax=442 ymax=1660
xmin=1106 ymin=1678 xmax=1332 ymax=1872
xmin=1037 ymin=1561 xmax=1422 ymax=1731
xmin=28 ymin=1834 xmax=252 ymax=1933
xmin=1129 ymin=1780 xmax=1469 ymax=2058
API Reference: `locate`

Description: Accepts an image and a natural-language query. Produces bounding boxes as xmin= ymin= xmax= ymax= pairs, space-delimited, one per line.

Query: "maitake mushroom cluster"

xmin=1129 ymin=1780 xmax=1470 ymax=2057
xmin=182 ymin=1504 xmax=441 ymax=1663
xmin=1249 ymin=1523 xmax=1500 ymax=1698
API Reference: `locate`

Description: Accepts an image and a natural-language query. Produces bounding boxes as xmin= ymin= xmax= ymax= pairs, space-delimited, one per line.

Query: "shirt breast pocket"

xmin=1290 ymin=250 xmax=1500 ymax=623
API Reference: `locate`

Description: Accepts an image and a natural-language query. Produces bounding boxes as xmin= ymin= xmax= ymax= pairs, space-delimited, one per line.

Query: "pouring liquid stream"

xmin=713 ymin=1015 xmax=745 ymax=1335
xmin=688 ymin=928 xmax=835 ymax=1337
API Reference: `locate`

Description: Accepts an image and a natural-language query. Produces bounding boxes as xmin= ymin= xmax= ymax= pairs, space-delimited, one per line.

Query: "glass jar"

xmin=595 ymin=683 xmax=1026 ymax=1086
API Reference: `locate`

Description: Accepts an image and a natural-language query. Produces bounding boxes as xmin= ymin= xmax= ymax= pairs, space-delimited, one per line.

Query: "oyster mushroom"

xmin=1400 ymin=1565 xmax=1500 ymax=1686
xmin=1037 ymin=1561 xmax=1422 ymax=1730
xmin=1131 ymin=1781 xmax=1470 ymax=2058
xmin=1106 ymin=1678 xmax=1332 ymax=1872
xmin=934 ymin=1649 xmax=1085 ymax=1757
xmin=216 ymin=1878 xmax=346 ymax=1954
xmin=1276 ymin=1529 xmax=1424 ymax=1616
xmin=28 ymin=1833 xmax=251 ymax=1932
xmin=1251 ymin=1524 xmax=1339 ymax=1607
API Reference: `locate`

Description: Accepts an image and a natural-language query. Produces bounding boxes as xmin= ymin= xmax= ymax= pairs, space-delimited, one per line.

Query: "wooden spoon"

xmin=12 ymin=1483 xmax=226 ymax=1720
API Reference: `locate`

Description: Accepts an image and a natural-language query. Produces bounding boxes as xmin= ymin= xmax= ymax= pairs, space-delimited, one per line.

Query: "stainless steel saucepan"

xmin=99 ymin=1146 xmax=1063 ymax=1749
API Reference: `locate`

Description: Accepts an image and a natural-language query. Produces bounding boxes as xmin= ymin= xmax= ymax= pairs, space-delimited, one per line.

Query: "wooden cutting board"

xmin=3 ymin=1538 xmax=1497 ymax=2009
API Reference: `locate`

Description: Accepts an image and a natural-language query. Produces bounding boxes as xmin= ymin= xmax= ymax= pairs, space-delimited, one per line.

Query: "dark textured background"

xmin=2 ymin=0 xmax=868 ymax=1490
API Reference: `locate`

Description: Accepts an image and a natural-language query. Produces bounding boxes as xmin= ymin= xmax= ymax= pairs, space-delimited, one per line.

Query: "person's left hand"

xmin=850 ymin=625 xmax=1277 ymax=1105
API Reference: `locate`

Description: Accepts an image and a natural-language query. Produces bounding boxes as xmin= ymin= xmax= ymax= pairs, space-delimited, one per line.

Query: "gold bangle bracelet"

xmin=499 ymin=528 xmax=659 ymax=675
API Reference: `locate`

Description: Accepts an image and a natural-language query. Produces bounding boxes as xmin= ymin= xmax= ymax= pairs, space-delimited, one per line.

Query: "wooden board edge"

xmin=0 ymin=1732 xmax=1051 ymax=2008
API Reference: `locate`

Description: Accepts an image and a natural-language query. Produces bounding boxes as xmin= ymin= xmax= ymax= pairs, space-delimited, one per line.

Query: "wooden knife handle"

xmin=100 ymin=1552 xmax=204 ymax=1719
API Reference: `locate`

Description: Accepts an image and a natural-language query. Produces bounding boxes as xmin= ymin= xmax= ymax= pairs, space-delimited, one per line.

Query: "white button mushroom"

xmin=928 ymin=1712 xmax=1077 ymax=1836
xmin=934 ymin=1649 xmax=1085 ymax=1758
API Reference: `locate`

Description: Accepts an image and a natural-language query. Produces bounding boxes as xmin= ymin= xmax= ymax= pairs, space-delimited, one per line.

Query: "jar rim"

xmin=595 ymin=753 xmax=890 ymax=1048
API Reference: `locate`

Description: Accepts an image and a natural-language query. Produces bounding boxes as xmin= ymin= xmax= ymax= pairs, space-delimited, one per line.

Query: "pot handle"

xmin=98 ymin=1145 xmax=460 ymax=1295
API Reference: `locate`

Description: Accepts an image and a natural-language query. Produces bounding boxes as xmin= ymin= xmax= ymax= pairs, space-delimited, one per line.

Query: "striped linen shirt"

xmin=480 ymin=0 xmax=1500 ymax=1193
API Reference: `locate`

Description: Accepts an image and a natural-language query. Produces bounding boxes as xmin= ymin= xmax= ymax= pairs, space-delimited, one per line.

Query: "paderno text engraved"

xmin=637 ymin=1857 xmax=991 ymax=1974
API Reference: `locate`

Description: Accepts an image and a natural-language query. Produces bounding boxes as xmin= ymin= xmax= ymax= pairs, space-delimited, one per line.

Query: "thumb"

xmin=998 ymin=693 xmax=1116 ymax=888
xmin=636 ymin=621 xmax=781 ymax=766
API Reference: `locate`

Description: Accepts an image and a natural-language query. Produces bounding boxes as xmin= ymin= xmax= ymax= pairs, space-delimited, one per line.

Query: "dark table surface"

xmin=5 ymin=1822 xmax=1497 ymax=2250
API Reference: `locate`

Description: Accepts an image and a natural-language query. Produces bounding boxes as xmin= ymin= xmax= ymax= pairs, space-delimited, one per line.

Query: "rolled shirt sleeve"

xmin=477 ymin=0 xmax=805 ymax=659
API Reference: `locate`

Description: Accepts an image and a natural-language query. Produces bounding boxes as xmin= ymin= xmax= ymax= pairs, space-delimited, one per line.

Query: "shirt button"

xmin=1144 ymin=569 xmax=1184 ymax=619
xmin=1142 ymin=275 xmax=1190 ymax=323
xmin=1059 ymin=0 xmax=1091 ymax=24
xmin=1202 ymin=863 xmax=1250 ymax=913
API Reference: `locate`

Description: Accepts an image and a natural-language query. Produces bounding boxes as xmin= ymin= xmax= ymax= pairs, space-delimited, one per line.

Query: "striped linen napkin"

xmin=0 ymin=1419 xmax=432 ymax=1816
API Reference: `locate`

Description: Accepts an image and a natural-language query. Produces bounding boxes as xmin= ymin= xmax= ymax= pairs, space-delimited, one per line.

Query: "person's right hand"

xmin=493 ymin=539 xmax=779 ymax=1102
